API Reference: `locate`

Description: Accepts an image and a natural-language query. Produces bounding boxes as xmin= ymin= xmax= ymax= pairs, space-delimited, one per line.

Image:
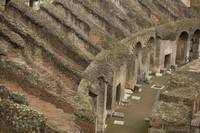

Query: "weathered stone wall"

xmin=157 ymin=39 xmax=177 ymax=69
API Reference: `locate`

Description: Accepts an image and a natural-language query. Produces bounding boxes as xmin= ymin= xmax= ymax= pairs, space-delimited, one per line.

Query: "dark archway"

xmin=189 ymin=29 xmax=200 ymax=61
xmin=148 ymin=37 xmax=156 ymax=72
xmin=176 ymin=32 xmax=189 ymax=65
xmin=135 ymin=42 xmax=143 ymax=82
xmin=116 ymin=83 xmax=121 ymax=105
xmin=6 ymin=0 xmax=11 ymax=5
xmin=106 ymin=84 xmax=112 ymax=110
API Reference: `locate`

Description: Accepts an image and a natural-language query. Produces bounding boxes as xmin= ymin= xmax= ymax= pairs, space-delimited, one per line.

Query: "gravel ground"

xmin=105 ymin=75 xmax=170 ymax=133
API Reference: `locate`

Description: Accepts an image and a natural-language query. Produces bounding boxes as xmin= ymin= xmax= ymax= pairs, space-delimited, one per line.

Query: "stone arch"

xmin=176 ymin=31 xmax=189 ymax=65
xmin=189 ymin=29 xmax=200 ymax=61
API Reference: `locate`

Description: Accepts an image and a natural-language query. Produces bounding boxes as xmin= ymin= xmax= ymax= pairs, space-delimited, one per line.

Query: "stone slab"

xmin=131 ymin=96 xmax=141 ymax=100
xmin=113 ymin=120 xmax=124 ymax=125
xmin=113 ymin=112 xmax=124 ymax=118
xmin=151 ymin=85 xmax=165 ymax=90
xmin=155 ymin=73 xmax=162 ymax=77
xmin=120 ymin=99 xmax=130 ymax=106
xmin=124 ymin=94 xmax=130 ymax=100
xmin=125 ymin=89 xmax=133 ymax=94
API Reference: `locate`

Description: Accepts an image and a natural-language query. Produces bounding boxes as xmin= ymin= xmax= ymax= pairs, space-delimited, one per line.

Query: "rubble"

xmin=0 ymin=85 xmax=28 ymax=105
xmin=149 ymin=101 xmax=191 ymax=130
xmin=148 ymin=128 xmax=167 ymax=133
xmin=0 ymin=99 xmax=46 ymax=133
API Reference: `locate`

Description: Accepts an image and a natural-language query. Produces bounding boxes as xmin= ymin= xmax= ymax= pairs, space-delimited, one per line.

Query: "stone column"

xmin=97 ymin=77 xmax=108 ymax=133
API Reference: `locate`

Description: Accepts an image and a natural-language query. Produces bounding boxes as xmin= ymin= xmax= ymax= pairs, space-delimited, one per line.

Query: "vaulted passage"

xmin=189 ymin=29 xmax=200 ymax=61
xmin=176 ymin=32 xmax=189 ymax=65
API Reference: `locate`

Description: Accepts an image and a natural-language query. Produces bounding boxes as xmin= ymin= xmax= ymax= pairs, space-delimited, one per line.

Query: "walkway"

xmin=105 ymin=75 xmax=170 ymax=133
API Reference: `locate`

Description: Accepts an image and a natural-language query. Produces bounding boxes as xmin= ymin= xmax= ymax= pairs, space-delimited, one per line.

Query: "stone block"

xmin=171 ymin=64 xmax=178 ymax=70
xmin=120 ymin=99 xmax=130 ymax=106
xmin=155 ymin=73 xmax=162 ymax=77
xmin=145 ymin=75 xmax=153 ymax=84
xmin=133 ymin=84 xmax=142 ymax=93
xmin=166 ymin=71 xmax=171 ymax=75
xmin=113 ymin=112 xmax=124 ymax=118
xmin=160 ymin=68 xmax=167 ymax=74
xmin=113 ymin=120 xmax=124 ymax=125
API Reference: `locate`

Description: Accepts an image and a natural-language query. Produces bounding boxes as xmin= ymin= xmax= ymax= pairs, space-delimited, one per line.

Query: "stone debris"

xmin=155 ymin=73 xmax=162 ymax=77
xmin=148 ymin=128 xmax=167 ymax=133
xmin=124 ymin=94 xmax=131 ymax=100
xmin=166 ymin=70 xmax=171 ymax=75
xmin=0 ymin=85 xmax=29 ymax=105
xmin=120 ymin=99 xmax=130 ymax=106
xmin=113 ymin=120 xmax=124 ymax=125
xmin=150 ymin=101 xmax=191 ymax=128
xmin=131 ymin=96 xmax=141 ymax=100
xmin=133 ymin=84 xmax=142 ymax=93
xmin=151 ymin=85 xmax=165 ymax=90
xmin=113 ymin=112 xmax=124 ymax=118
xmin=145 ymin=75 xmax=153 ymax=84
xmin=167 ymin=74 xmax=199 ymax=90
xmin=171 ymin=64 xmax=178 ymax=70
xmin=0 ymin=99 xmax=46 ymax=132
xmin=125 ymin=89 xmax=133 ymax=94
xmin=160 ymin=68 xmax=167 ymax=74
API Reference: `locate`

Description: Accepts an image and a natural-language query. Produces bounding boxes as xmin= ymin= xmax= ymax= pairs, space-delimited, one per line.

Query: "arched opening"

xmin=116 ymin=83 xmax=121 ymax=105
xmin=30 ymin=0 xmax=40 ymax=10
xmin=135 ymin=42 xmax=142 ymax=82
xmin=176 ymin=32 xmax=189 ymax=65
xmin=148 ymin=37 xmax=157 ymax=72
xmin=106 ymin=84 xmax=112 ymax=111
xmin=189 ymin=29 xmax=200 ymax=61
xmin=6 ymin=0 xmax=10 ymax=5
xmin=30 ymin=0 xmax=34 ymax=7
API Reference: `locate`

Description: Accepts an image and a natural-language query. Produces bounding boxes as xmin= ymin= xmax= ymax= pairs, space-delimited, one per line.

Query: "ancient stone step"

xmin=62 ymin=0 xmax=129 ymax=40
xmin=40 ymin=2 xmax=101 ymax=56
xmin=0 ymin=11 xmax=84 ymax=84
xmin=53 ymin=0 xmax=117 ymax=48
xmin=2 ymin=81 xmax=79 ymax=132
xmin=7 ymin=0 xmax=92 ymax=68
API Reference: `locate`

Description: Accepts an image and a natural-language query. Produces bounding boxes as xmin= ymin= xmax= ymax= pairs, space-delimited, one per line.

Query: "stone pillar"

xmin=97 ymin=77 xmax=108 ymax=133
